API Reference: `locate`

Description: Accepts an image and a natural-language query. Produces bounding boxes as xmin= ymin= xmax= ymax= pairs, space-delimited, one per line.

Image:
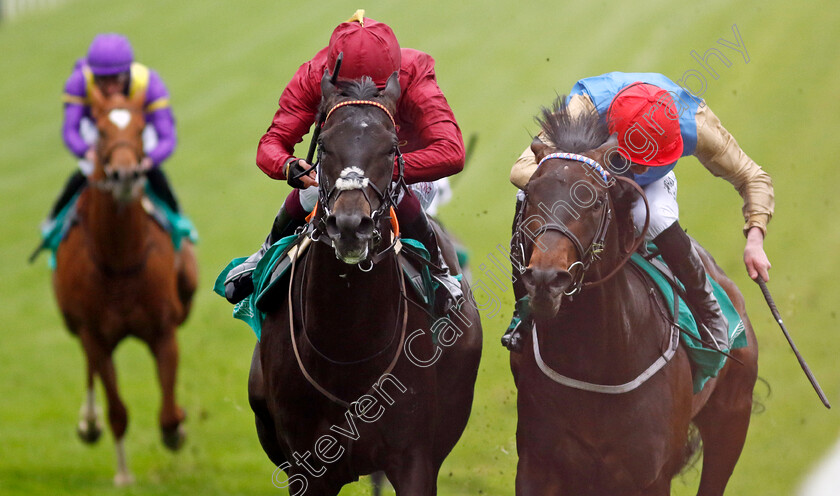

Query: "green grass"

xmin=1 ymin=0 xmax=839 ymax=494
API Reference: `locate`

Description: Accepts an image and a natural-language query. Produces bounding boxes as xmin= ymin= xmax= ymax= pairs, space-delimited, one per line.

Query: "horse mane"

xmin=536 ymin=95 xmax=610 ymax=153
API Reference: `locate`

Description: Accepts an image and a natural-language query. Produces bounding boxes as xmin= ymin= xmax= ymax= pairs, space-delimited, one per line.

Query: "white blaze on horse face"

xmin=335 ymin=166 xmax=370 ymax=191
xmin=108 ymin=109 xmax=132 ymax=130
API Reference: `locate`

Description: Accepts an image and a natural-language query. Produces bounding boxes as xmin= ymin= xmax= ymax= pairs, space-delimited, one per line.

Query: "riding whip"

xmin=305 ymin=51 xmax=343 ymax=165
xmin=755 ymin=277 xmax=831 ymax=409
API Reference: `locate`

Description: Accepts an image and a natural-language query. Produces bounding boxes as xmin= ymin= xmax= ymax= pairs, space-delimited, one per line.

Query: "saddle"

xmin=33 ymin=185 xmax=198 ymax=269
xmin=630 ymin=247 xmax=747 ymax=392
xmin=213 ymin=232 xmax=452 ymax=341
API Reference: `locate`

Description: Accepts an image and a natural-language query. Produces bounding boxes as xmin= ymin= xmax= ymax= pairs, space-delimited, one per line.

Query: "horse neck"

xmin=538 ymin=224 xmax=663 ymax=380
xmin=82 ymin=186 xmax=150 ymax=269
xmin=298 ymin=240 xmax=403 ymax=355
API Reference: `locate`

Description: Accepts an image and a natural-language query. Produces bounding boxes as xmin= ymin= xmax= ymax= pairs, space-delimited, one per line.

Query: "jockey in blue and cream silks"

xmin=502 ymin=72 xmax=774 ymax=353
xmin=46 ymin=33 xmax=181 ymax=224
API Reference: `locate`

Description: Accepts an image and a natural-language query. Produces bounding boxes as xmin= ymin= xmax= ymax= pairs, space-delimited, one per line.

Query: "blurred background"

xmin=1 ymin=0 xmax=838 ymax=494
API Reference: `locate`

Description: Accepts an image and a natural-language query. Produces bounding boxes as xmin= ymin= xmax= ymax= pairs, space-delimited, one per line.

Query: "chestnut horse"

xmin=248 ymin=73 xmax=482 ymax=494
xmin=52 ymin=86 xmax=197 ymax=485
xmin=510 ymin=101 xmax=758 ymax=495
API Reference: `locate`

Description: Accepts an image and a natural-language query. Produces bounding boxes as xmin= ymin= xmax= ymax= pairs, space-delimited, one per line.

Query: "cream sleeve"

xmin=510 ymin=94 xmax=597 ymax=189
xmin=693 ymin=104 xmax=775 ymax=236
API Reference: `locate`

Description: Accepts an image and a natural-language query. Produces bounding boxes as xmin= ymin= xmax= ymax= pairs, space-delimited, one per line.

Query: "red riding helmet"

xmin=327 ymin=10 xmax=401 ymax=87
xmin=607 ymin=82 xmax=683 ymax=166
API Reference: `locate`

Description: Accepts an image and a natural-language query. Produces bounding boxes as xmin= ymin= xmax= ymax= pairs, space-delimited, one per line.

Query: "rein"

xmin=286 ymin=97 xmax=411 ymax=409
xmin=582 ymin=176 xmax=649 ymax=290
xmin=83 ymin=127 xmax=151 ymax=275
xmin=286 ymin=235 xmax=409 ymax=410
xmin=522 ymin=153 xmax=672 ymax=393
xmin=312 ymin=99 xmax=407 ymax=268
xmin=518 ymin=153 xmax=650 ymax=295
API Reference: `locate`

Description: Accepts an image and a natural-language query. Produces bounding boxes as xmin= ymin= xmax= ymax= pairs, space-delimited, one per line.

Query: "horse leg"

xmin=387 ymin=452 xmax=437 ymax=496
xmin=80 ymin=330 xmax=132 ymax=485
xmin=248 ymin=343 xmax=287 ymax=467
xmin=515 ymin=451 xmax=562 ymax=495
xmin=77 ymin=356 xmax=103 ymax=444
xmin=693 ymin=352 xmax=757 ymax=495
xmin=151 ymin=330 xmax=186 ymax=451
xmin=370 ymin=471 xmax=388 ymax=496
xmin=175 ymin=241 xmax=198 ymax=322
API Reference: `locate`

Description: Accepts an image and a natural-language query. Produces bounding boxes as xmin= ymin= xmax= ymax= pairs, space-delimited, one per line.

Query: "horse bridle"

xmin=515 ymin=152 xmax=649 ymax=296
xmin=93 ymin=108 xmax=147 ymax=191
xmin=311 ymin=99 xmax=407 ymax=268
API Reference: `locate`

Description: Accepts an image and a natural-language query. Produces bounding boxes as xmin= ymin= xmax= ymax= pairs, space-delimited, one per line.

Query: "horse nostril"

xmin=525 ymin=267 xmax=572 ymax=294
xmin=357 ymin=216 xmax=374 ymax=240
xmin=523 ymin=267 xmax=535 ymax=288
xmin=550 ymin=271 xmax=573 ymax=292
xmin=325 ymin=215 xmax=340 ymax=239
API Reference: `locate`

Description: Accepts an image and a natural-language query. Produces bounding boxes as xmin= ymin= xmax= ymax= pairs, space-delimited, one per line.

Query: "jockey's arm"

xmin=62 ymin=103 xmax=89 ymax=160
xmin=693 ymin=104 xmax=774 ymax=281
xmin=396 ymin=60 xmax=465 ymax=185
xmin=145 ymin=107 xmax=176 ymax=167
xmin=256 ymin=61 xmax=320 ymax=181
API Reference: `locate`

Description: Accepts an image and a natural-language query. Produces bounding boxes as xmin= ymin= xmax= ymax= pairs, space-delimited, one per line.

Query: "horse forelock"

xmin=320 ymin=77 xmax=397 ymax=117
xmin=537 ymin=95 xmax=610 ymax=154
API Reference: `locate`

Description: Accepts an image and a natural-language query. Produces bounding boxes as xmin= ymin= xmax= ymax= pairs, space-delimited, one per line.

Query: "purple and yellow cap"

xmin=87 ymin=33 xmax=134 ymax=76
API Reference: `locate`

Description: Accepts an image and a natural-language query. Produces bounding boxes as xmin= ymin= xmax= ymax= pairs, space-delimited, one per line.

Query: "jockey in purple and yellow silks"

xmin=502 ymin=72 xmax=774 ymax=353
xmin=46 ymin=33 xmax=180 ymax=223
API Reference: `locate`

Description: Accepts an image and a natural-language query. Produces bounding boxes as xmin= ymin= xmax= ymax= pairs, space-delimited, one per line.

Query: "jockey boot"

xmin=47 ymin=171 xmax=88 ymax=220
xmin=501 ymin=296 xmax=530 ymax=352
xmin=224 ymin=206 xmax=303 ymax=304
xmin=654 ymin=222 xmax=730 ymax=351
xmin=501 ymin=197 xmax=527 ymax=352
xmin=147 ymin=168 xmax=181 ymax=213
xmin=30 ymin=171 xmax=88 ymax=263
xmin=402 ymin=211 xmax=464 ymax=316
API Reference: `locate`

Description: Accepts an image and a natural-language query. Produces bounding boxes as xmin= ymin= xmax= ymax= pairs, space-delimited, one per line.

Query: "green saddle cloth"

xmin=214 ymin=236 xmax=456 ymax=341
xmin=630 ymin=252 xmax=747 ymax=392
xmin=39 ymin=185 xmax=198 ymax=269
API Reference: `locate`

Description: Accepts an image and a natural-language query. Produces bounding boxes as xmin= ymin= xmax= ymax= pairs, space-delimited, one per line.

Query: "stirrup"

xmin=432 ymin=272 xmax=462 ymax=316
xmin=223 ymin=252 xmax=263 ymax=304
xmin=501 ymin=316 xmax=525 ymax=352
xmin=697 ymin=319 xmax=730 ymax=352
xmin=224 ymin=266 xmax=256 ymax=304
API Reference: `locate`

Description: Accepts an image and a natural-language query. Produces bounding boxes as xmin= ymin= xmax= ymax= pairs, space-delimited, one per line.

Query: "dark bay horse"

xmin=510 ymin=101 xmax=758 ymax=495
xmin=52 ymin=86 xmax=197 ymax=485
xmin=248 ymin=72 xmax=482 ymax=495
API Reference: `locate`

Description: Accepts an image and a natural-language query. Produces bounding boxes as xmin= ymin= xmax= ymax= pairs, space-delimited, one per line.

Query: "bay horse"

xmin=248 ymin=72 xmax=482 ymax=494
xmin=52 ymin=85 xmax=198 ymax=485
xmin=510 ymin=100 xmax=758 ymax=495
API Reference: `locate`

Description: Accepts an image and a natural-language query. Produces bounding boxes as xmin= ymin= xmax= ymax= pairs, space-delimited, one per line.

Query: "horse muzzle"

xmin=325 ymin=212 xmax=376 ymax=264
xmin=100 ymin=165 xmax=147 ymax=203
xmin=523 ymin=266 xmax=573 ymax=318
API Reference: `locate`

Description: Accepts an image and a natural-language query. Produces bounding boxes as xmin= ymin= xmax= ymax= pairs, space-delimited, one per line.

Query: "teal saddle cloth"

xmin=630 ymin=252 xmax=747 ymax=392
xmin=214 ymin=235 xmax=451 ymax=341
xmin=39 ymin=185 xmax=198 ymax=269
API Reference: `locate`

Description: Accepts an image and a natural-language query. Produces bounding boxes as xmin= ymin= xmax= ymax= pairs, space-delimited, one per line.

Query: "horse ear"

xmin=380 ymin=71 xmax=401 ymax=103
xmin=530 ymin=136 xmax=550 ymax=162
xmin=89 ymin=83 xmax=107 ymax=119
xmin=590 ymin=133 xmax=630 ymax=176
xmin=321 ymin=69 xmax=337 ymax=101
